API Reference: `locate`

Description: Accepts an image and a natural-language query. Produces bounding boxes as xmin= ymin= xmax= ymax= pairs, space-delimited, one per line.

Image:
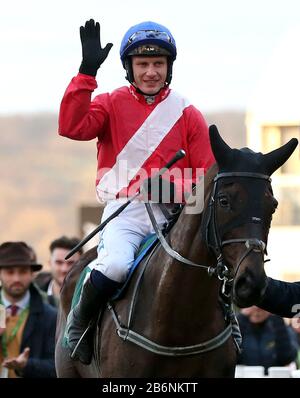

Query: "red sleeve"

xmin=173 ymin=105 xmax=215 ymax=202
xmin=58 ymin=73 xmax=109 ymax=141
xmin=186 ymin=105 xmax=215 ymax=174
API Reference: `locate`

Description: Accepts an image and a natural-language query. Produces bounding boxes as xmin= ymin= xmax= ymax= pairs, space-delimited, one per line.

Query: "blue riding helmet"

xmin=120 ymin=21 xmax=177 ymax=86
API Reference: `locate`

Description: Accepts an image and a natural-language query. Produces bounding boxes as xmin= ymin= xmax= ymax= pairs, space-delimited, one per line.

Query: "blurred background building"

xmin=246 ymin=27 xmax=300 ymax=281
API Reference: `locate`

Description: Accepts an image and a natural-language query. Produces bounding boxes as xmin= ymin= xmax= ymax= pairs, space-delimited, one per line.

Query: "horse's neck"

xmin=167 ymin=163 xmax=217 ymax=271
xmin=143 ymin=166 xmax=221 ymax=325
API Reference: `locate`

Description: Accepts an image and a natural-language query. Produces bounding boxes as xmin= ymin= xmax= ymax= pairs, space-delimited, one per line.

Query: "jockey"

xmin=59 ymin=19 xmax=215 ymax=364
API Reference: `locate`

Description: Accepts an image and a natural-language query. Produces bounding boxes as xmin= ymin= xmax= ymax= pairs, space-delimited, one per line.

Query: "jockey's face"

xmin=49 ymin=248 xmax=81 ymax=288
xmin=132 ymin=55 xmax=168 ymax=95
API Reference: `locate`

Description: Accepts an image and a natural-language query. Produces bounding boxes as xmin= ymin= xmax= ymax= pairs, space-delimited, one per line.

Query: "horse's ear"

xmin=263 ymin=138 xmax=298 ymax=175
xmin=209 ymin=125 xmax=231 ymax=163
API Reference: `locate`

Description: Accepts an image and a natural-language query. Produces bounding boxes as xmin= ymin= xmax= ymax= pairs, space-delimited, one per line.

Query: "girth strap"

xmin=108 ymin=302 xmax=233 ymax=356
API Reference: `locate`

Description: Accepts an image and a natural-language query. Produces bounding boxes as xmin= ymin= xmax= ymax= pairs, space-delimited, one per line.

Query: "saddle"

xmin=69 ymin=203 xmax=182 ymax=316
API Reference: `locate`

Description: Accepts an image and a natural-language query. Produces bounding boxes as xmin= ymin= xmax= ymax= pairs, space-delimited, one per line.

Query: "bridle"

xmin=204 ymin=171 xmax=270 ymax=294
xmin=108 ymin=171 xmax=272 ymax=356
xmin=145 ymin=171 xmax=270 ymax=291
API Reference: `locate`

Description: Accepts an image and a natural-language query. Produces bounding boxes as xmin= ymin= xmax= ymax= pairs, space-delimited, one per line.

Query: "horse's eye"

xmin=218 ymin=195 xmax=229 ymax=207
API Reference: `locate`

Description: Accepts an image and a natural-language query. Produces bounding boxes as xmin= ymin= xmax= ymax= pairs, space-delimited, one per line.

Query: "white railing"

xmin=235 ymin=364 xmax=300 ymax=378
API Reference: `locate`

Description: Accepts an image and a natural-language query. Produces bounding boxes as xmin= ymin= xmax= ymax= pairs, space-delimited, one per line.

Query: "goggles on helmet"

xmin=120 ymin=28 xmax=177 ymax=65
xmin=127 ymin=43 xmax=171 ymax=57
xmin=127 ymin=30 xmax=174 ymax=46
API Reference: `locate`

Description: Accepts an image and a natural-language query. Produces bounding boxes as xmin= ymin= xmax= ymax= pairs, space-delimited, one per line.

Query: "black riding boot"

xmin=66 ymin=272 xmax=121 ymax=365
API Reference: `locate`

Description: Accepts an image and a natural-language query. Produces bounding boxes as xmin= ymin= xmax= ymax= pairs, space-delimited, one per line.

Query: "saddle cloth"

xmin=70 ymin=233 xmax=159 ymax=311
xmin=62 ymin=233 xmax=159 ymax=349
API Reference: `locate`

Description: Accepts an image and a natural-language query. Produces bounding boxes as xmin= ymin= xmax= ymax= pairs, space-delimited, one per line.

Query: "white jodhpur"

xmin=91 ymin=199 xmax=167 ymax=283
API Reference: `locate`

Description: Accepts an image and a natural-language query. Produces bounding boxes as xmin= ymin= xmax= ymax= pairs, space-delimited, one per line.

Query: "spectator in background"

xmin=289 ymin=317 xmax=300 ymax=368
xmin=0 ymin=241 xmax=57 ymax=378
xmin=237 ymin=305 xmax=298 ymax=374
xmin=0 ymin=304 xmax=5 ymax=336
xmin=35 ymin=236 xmax=82 ymax=307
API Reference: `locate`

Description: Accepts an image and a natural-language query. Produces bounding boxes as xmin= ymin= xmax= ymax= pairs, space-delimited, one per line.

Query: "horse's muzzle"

xmin=232 ymin=265 xmax=267 ymax=308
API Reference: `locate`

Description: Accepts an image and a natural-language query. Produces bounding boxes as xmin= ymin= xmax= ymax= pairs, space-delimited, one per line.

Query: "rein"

xmin=108 ymin=171 xmax=271 ymax=356
xmin=145 ymin=172 xmax=270 ymax=282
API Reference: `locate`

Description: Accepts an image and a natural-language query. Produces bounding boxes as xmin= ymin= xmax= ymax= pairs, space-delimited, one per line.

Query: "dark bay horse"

xmin=55 ymin=125 xmax=298 ymax=377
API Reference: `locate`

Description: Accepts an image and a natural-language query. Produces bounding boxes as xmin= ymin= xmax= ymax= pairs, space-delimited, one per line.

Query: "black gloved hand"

xmin=79 ymin=19 xmax=113 ymax=77
xmin=142 ymin=176 xmax=176 ymax=203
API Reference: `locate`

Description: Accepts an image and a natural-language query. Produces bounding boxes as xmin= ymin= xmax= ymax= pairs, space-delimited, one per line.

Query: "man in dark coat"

xmin=0 ymin=241 xmax=57 ymax=378
xmin=237 ymin=305 xmax=298 ymax=373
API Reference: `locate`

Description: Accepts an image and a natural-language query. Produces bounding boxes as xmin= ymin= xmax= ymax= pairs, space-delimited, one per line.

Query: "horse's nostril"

xmin=233 ymin=270 xmax=267 ymax=308
xmin=234 ymin=276 xmax=252 ymax=296
xmin=233 ymin=274 xmax=258 ymax=307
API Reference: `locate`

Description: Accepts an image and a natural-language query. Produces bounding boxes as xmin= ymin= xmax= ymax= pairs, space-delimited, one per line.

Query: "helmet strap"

xmin=124 ymin=58 xmax=134 ymax=84
xmin=166 ymin=61 xmax=173 ymax=85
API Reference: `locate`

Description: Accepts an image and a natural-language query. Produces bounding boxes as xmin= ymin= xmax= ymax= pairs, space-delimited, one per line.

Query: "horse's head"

xmin=206 ymin=125 xmax=298 ymax=307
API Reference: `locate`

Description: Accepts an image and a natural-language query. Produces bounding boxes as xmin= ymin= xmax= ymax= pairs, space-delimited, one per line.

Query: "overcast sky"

xmin=1 ymin=0 xmax=300 ymax=114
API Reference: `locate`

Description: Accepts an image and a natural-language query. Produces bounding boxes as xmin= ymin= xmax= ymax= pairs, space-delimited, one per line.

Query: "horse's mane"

xmin=184 ymin=162 xmax=218 ymax=214
xmin=204 ymin=163 xmax=218 ymax=195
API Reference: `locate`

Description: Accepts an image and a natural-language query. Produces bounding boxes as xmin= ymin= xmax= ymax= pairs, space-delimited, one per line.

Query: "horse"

xmin=55 ymin=125 xmax=298 ymax=378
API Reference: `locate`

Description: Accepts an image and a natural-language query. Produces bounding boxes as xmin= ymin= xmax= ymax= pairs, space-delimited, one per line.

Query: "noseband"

xmin=204 ymin=171 xmax=270 ymax=294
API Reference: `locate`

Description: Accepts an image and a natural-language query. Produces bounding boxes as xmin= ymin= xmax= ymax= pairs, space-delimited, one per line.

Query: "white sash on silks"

xmin=96 ymin=90 xmax=190 ymax=201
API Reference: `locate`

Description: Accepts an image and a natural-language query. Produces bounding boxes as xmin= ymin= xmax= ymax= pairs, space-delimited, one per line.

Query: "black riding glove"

xmin=142 ymin=176 xmax=176 ymax=203
xmin=79 ymin=19 xmax=113 ymax=77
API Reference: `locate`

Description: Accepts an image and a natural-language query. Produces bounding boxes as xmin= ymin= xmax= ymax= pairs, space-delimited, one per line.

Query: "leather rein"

xmin=108 ymin=171 xmax=271 ymax=356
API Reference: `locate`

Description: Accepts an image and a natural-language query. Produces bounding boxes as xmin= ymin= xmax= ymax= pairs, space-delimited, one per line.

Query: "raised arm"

xmin=58 ymin=19 xmax=113 ymax=141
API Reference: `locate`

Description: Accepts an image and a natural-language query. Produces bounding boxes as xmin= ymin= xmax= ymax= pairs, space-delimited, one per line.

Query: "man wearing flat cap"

xmin=0 ymin=241 xmax=57 ymax=378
